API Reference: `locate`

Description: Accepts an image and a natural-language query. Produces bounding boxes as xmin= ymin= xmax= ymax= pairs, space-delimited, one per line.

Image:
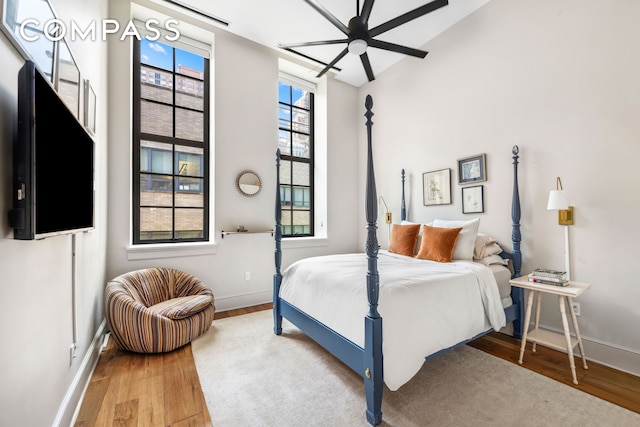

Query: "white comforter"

xmin=279 ymin=250 xmax=506 ymax=391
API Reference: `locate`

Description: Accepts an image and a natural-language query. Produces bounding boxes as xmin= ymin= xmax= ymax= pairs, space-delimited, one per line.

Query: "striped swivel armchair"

xmin=105 ymin=268 xmax=215 ymax=353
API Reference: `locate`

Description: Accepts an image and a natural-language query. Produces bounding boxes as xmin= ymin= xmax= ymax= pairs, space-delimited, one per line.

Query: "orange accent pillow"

xmin=416 ymin=225 xmax=463 ymax=262
xmin=388 ymin=223 xmax=421 ymax=257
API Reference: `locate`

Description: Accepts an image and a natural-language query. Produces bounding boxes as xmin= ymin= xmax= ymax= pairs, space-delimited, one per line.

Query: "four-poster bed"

xmin=273 ymin=95 xmax=524 ymax=426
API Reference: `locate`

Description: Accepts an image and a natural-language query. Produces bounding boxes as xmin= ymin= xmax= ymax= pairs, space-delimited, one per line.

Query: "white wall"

xmin=106 ymin=0 xmax=361 ymax=313
xmin=358 ymin=0 xmax=640 ymax=375
xmin=0 ymin=0 xmax=109 ymax=425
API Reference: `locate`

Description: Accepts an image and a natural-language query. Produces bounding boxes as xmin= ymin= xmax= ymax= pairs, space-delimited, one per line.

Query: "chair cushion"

xmin=149 ymin=295 xmax=213 ymax=320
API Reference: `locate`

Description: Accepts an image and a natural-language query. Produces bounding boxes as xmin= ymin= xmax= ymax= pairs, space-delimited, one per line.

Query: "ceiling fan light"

xmin=348 ymin=39 xmax=367 ymax=55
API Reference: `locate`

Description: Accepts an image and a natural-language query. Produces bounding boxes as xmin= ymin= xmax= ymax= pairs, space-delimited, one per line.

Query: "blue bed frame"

xmin=273 ymin=95 xmax=524 ymax=426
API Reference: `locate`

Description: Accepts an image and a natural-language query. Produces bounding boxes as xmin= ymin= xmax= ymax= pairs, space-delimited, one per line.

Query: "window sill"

xmin=127 ymin=241 xmax=217 ymax=260
xmin=282 ymin=236 xmax=328 ymax=249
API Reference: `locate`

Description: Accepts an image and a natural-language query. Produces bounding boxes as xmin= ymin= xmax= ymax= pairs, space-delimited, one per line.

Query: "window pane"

xmin=279 ymin=104 xmax=291 ymax=130
xmin=291 ymin=133 xmax=310 ymax=158
xmin=176 ymin=178 xmax=204 ymax=207
xmin=278 ymin=130 xmax=291 ymax=155
xmin=293 ymin=187 xmax=310 ymax=208
xmin=176 ymin=75 xmax=204 ymax=110
xmin=280 ymin=186 xmax=291 ymax=206
xmin=176 ymin=108 xmax=204 ymax=141
xmin=140 ymin=66 xmax=173 ymax=104
xmin=279 ymin=160 xmax=291 ymax=185
xmin=141 ymin=100 xmax=173 ymax=137
xmin=278 ymin=82 xmax=290 ymax=104
xmin=141 ymin=141 xmax=172 ymax=173
xmin=292 ymin=162 xmax=310 ymax=186
xmin=292 ymin=88 xmax=310 ymax=109
xmin=281 ymin=210 xmax=291 ymax=227
xmin=140 ymin=39 xmax=173 ymax=71
xmin=292 ymin=210 xmax=310 ymax=235
xmin=176 ymin=48 xmax=204 ymax=75
xmin=292 ymin=106 xmax=309 ymax=134
xmin=175 ymin=208 xmax=203 ymax=237
xmin=176 ymin=146 xmax=203 ymax=177
xmin=140 ymin=207 xmax=172 ymax=240
xmin=140 ymin=174 xmax=173 ymax=206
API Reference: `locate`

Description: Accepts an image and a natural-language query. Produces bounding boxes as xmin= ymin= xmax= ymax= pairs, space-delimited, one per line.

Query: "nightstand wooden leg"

xmin=532 ymin=291 xmax=542 ymax=353
xmin=559 ymin=296 xmax=578 ymax=384
xmin=567 ymin=297 xmax=588 ymax=370
xmin=519 ymin=289 xmax=535 ymax=365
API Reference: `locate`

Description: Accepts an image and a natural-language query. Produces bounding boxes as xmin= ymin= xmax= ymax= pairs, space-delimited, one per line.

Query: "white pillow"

xmin=432 ymin=218 xmax=480 ymax=260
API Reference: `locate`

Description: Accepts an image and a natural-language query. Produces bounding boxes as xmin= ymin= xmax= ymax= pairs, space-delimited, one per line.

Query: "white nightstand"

xmin=509 ymin=275 xmax=590 ymax=384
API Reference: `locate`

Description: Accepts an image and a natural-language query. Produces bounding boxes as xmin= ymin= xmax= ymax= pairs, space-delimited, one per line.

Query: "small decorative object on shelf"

xmin=221 ymin=228 xmax=274 ymax=238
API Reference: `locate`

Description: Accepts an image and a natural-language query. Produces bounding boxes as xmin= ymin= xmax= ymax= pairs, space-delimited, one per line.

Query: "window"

xmin=278 ymin=79 xmax=314 ymax=237
xmin=132 ymin=38 xmax=209 ymax=244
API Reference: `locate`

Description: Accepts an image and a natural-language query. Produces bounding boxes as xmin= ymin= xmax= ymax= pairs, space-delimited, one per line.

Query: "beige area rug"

xmin=192 ymin=310 xmax=639 ymax=427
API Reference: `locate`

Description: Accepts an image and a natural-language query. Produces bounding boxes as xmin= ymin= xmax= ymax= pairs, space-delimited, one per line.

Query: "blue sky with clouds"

xmin=141 ymin=38 xmax=203 ymax=73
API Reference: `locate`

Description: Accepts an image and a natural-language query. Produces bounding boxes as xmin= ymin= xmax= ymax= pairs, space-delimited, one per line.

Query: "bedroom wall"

xmin=0 ymin=0 xmax=109 ymax=425
xmin=357 ymin=0 xmax=640 ymax=376
xmin=106 ymin=0 xmax=360 ymax=312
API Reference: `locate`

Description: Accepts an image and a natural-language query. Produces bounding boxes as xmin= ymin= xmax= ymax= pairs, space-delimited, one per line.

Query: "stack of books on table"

xmin=528 ymin=268 xmax=569 ymax=286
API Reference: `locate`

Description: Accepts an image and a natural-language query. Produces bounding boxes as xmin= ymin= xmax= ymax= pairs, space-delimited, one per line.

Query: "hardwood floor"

xmin=76 ymin=303 xmax=639 ymax=425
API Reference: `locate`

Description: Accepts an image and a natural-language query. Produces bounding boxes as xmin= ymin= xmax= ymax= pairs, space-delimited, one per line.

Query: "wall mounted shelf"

xmin=221 ymin=230 xmax=274 ymax=239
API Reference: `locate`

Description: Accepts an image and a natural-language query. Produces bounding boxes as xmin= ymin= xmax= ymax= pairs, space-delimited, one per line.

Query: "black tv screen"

xmin=10 ymin=60 xmax=94 ymax=240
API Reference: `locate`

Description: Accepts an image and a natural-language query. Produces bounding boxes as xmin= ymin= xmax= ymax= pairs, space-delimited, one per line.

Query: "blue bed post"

xmin=400 ymin=169 xmax=406 ymax=222
xmin=274 ymin=149 xmax=283 ymax=335
xmin=510 ymin=145 xmax=524 ymax=339
xmin=363 ymin=95 xmax=383 ymax=426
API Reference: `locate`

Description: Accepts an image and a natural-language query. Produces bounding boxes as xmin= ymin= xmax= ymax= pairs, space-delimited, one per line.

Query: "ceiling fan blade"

xmin=303 ymin=0 xmax=350 ymax=35
xmin=281 ymin=47 xmax=342 ymax=72
xmin=369 ymin=0 xmax=448 ymax=38
xmin=317 ymin=47 xmax=349 ymax=78
xmin=368 ymin=39 xmax=428 ymax=58
xmin=360 ymin=52 xmax=375 ymax=81
xmin=360 ymin=0 xmax=375 ymax=23
xmin=279 ymin=39 xmax=348 ymax=49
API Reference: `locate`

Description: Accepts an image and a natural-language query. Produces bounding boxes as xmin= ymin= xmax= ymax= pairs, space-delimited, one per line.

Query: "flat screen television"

xmin=9 ymin=60 xmax=94 ymax=240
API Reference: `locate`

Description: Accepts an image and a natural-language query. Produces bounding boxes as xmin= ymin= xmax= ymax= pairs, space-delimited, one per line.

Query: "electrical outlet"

xmin=572 ymin=302 xmax=581 ymax=316
xmin=245 ymin=272 xmax=251 ymax=280
xmin=385 ymin=212 xmax=392 ymax=224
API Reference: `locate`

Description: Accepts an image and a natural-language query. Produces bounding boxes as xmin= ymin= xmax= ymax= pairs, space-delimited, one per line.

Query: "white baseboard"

xmin=541 ymin=325 xmax=640 ymax=378
xmin=505 ymin=323 xmax=640 ymax=378
xmin=215 ymin=290 xmax=272 ymax=313
xmin=53 ymin=320 xmax=108 ymax=427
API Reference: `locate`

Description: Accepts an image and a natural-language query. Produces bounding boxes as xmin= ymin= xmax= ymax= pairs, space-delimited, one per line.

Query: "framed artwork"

xmin=462 ymin=185 xmax=484 ymax=214
xmin=423 ymin=168 xmax=451 ymax=206
xmin=458 ymin=153 xmax=487 ymax=184
xmin=56 ymin=39 xmax=81 ymax=120
xmin=84 ymin=79 xmax=96 ymax=135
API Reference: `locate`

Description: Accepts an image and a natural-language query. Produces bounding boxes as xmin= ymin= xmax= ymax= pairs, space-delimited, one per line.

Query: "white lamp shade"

xmin=547 ymin=190 xmax=569 ymax=210
xmin=348 ymin=39 xmax=367 ymax=55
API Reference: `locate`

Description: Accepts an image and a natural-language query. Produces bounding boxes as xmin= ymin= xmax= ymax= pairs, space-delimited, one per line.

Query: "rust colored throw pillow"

xmin=388 ymin=223 xmax=422 ymax=257
xmin=416 ymin=225 xmax=463 ymax=262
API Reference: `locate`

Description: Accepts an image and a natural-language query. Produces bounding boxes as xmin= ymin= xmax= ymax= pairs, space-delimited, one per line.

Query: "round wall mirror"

xmin=236 ymin=170 xmax=262 ymax=196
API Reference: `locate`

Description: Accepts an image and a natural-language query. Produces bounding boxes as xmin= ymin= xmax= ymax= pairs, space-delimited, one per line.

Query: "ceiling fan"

xmin=279 ymin=0 xmax=449 ymax=82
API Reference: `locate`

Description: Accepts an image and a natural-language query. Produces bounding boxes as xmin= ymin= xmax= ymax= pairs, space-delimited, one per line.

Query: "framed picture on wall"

xmin=423 ymin=168 xmax=451 ymax=206
xmin=462 ymin=185 xmax=484 ymax=214
xmin=84 ymin=79 xmax=96 ymax=135
xmin=458 ymin=153 xmax=486 ymax=184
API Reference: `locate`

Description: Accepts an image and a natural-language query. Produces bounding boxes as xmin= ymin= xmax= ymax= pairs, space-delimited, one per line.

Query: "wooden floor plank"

xmin=77 ymin=304 xmax=640 ymax=426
